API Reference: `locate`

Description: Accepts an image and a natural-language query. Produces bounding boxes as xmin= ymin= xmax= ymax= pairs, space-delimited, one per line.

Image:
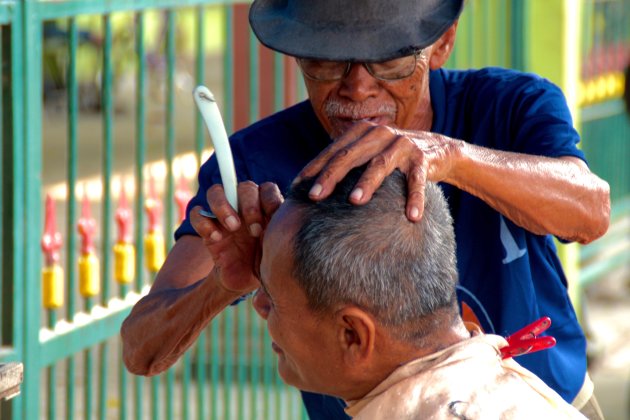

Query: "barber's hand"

xmin=297 ymin=121 xmax=463 ymax=221
xmin=190 ymin=181 xmax=283 ymax=294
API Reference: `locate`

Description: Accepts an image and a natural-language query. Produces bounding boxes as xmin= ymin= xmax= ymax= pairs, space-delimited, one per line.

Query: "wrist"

xmin=443 ymin=138 xmax=468 ymax=187
xmin=208 ymin=266 xmax=257 ymax=298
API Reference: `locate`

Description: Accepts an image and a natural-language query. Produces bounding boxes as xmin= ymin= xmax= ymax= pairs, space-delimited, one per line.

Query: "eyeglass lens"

xmin=298 ymin=53 xmax=418 ymax=81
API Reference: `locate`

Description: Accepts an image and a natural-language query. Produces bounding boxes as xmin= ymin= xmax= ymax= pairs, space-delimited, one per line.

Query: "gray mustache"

xmin=324 ymin=100 xmax=396 ymax=119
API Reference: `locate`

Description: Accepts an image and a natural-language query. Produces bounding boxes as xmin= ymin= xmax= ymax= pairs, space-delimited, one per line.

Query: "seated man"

xmin=252 ymin=169 xmax=585 ymax=419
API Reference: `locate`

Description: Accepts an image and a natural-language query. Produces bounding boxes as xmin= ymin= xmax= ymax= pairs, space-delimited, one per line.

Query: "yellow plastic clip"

xmin=144 ymin=231 xmax=165 ymax=273
xmin=79 ymin=253 xmax=100 ymax=298
xmin=114 ymin=242 xmax=135 ymax=284
xmin=42 ymin=264 xmax=64 ymax=309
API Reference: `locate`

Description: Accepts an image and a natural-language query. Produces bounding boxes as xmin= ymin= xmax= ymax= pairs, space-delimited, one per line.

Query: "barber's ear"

xmin=336 ymin=307 xmax=376 ymax=366
xmin=429 ymin=22 xmax=458 ymax=70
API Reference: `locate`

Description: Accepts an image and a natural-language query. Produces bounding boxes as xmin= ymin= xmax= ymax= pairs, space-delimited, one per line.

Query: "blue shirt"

xmin=176 ymin=67 xmax=587 ymax=418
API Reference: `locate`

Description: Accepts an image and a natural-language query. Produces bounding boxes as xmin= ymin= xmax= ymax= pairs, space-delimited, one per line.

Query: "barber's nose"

xmin=338 ymin=63 xmax=380 ymax=102
xmin=252 ymin=288 xmax=270 ymax=320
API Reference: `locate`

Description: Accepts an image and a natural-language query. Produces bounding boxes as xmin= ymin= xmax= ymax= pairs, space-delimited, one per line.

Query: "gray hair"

xmin=286 ymin=168 xmax=459 ymax=342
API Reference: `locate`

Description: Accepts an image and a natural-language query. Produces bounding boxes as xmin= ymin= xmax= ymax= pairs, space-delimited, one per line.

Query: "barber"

xmin=121 ymin=1 xmax=610 ymax=418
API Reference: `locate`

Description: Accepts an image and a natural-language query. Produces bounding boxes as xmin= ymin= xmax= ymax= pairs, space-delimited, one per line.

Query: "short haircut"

xmin=286 ymin=169 xmax=459 ymax=342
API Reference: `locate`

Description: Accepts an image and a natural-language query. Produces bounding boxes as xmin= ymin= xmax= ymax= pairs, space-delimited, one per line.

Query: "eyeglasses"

xmin=296 ymin=50 xmax=423 ymax=82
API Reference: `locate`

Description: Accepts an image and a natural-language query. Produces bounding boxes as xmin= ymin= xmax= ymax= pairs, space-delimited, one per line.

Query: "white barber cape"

xmin=344 ymin=325 xmax=585 ymax=419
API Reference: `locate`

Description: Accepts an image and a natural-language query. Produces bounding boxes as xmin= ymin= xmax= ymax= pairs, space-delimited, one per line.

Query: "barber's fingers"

xmin=190 ymin=206 xmax=225 ymax=244
xmin=346 ymin=132 xmax=420 ymax=203
xmin=237 ymin=181 xmax=264 ymax=238
xmin=206 ymin=184 xmax=241 ymax=232
xmin=296 ymin=122 xmax=376 ymax=186
xmin=300 ymin=123 xmax=396 ymax=201
xmin=405 ymin=161 xmax=428 ymax=222
xmin=259 ymin=182 xmax=284 ymax=221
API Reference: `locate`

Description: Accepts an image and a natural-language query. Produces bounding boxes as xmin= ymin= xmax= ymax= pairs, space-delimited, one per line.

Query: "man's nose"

xmin=338 ymin=63 xmax=380 ymax=102
xmin=252 ymin=288 xmax=270 ymax=320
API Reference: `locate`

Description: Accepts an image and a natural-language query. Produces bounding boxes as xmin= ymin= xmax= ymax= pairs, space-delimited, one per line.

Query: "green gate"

xmin=1 ymin=1 xmax=307 ymax=419
xmin=578 ymin=0 xmax=629 ymax=287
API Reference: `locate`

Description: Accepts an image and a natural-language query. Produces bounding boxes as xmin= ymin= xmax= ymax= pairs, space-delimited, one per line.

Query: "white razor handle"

xmin=194 ymin=85 xmax=238 ymax=213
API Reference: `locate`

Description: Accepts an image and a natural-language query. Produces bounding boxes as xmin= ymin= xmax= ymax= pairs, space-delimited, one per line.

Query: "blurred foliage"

xmin=42 ymin=6 xmax=225 ymax=109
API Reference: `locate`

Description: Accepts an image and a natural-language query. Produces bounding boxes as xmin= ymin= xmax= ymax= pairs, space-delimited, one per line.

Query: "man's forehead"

xmin=262 ymin=201 xmax=304 ymax=276
xmin=265 ymin=201 xmax=304 ymax=244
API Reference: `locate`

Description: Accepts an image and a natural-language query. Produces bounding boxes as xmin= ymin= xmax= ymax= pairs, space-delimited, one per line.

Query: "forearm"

xmin=446 ymin=142 xmax=610 ymax=243
xmin=121 ymin=269 xmax=242 ymax=376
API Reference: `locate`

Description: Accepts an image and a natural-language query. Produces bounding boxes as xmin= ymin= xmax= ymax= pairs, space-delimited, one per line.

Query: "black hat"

xmin=249 ymin=0 xmax=464 ymax=62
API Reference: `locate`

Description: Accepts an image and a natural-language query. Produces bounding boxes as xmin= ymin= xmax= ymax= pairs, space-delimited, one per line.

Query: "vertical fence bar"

xmin=134 ymin=12 xmax=146 ymax=295
xmin=151 ymin=376 xmax=159 ymax=420
xmin=211 ymin=317 xmax=220 ymax=419
xmin=6 ymin=5 xmax=26 ymax=419
xmin=497 ymin=2 xmax=507 ymax=67
xmin=101 ymin=15 xmax=113 ymax=304
xmin=99 ymin=13 xmax=114 ymax=420
xmin=194 ymin=7 xmax=208 ymax=420
xmin=21 ymin=2 xmax=43 ymax=417
xmin=47 ymin=313 xmax=57 ymax=420
xmin=263 ymin=329 xmax=272 ymax=420
xmin=0 ymin=25 xmax=3 ymax=355
xmin=510 ymin=0 xmax=528 ymax=71
xmin=248 ymin=27 xmax=260 ymax=420
xmin=237 ymin=303 xmax=247 ymax=419
xmin=66 ymin=16 xmax=79 ymax=420
xmin=273 ymin=49 xmax=286 ymax=418
xmin=273 ymin=53 xmax=284 ymax=112
xmin=134 ymin=11 xmax=147 ymax=419
xmin=182 ymin=350 xmax=191 ymax=420
xmin=84 ymin=337 xmax=94 ymax=418
xmin=164 ymin=9 xmax=177 ymax=420
xmin=223 ymin=5 xmax=235 ymax=420
xmin=249 ymin=30 xmax=259 ymax=125
xmin=195 ymin=5 xmax=206 ymax=159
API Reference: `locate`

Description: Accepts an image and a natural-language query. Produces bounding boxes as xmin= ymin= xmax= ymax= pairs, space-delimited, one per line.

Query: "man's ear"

xmin=429 ymin=22 xmax=458 ymax=70
xmin=335 ymin=307 xmax=376 ymax=366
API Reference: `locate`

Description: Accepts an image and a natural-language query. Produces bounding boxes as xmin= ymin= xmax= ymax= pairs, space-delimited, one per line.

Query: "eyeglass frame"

xmin=296 ymin=49 xmax=425 ymax=82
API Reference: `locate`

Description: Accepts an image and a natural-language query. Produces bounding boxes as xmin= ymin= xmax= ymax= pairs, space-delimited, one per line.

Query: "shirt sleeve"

xmin=509 ymin=78 xmax=586 ymax=162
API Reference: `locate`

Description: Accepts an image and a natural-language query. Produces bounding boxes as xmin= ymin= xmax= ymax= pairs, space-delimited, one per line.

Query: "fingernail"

xmin=210 ymin=231 xmax=222 ymax=242
xmin=410 ymin=206 xmax=420 ymax=219
xmin=291 ymin=176 xmax=302 ymax=186
xmin=249 ymin=223 xmax=262 ymax=237
xmin=309 ymin=183 xmax=323 ymax=198
xmin=225 ymin=215 xmax=239 ymax=231
xmin=350 ymin=188 xmax=363 ymax=202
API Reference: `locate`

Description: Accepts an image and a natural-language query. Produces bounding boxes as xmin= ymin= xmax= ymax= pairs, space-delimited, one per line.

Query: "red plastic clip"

xmin=174 ymin=176 xmax=192 ymax=222
xmin=41 ymin=194 xmax=63 ymax=266
xmin=77 ymin=192 xmax=97 ymax=255
xmin=500 ymin=316 xmax=556 ymax=359
xmin=115 ymin=180 xmax=133 ymax=244
xmin=145 ymin=175 xmax=162 ymax=233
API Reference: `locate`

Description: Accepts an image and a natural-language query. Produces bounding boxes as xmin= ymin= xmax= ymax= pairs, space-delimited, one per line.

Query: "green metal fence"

xmin=578 ymin=0 xmax=630 ymax=287
xmin=1 ymin=0 xmax=628 ymax=419
xmin=1 ymin=1 xmax=307 ymax=419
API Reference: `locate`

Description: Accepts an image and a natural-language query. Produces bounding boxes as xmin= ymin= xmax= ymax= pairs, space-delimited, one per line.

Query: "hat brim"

xmin=249 ymin=0 xmax=464 ymax=62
